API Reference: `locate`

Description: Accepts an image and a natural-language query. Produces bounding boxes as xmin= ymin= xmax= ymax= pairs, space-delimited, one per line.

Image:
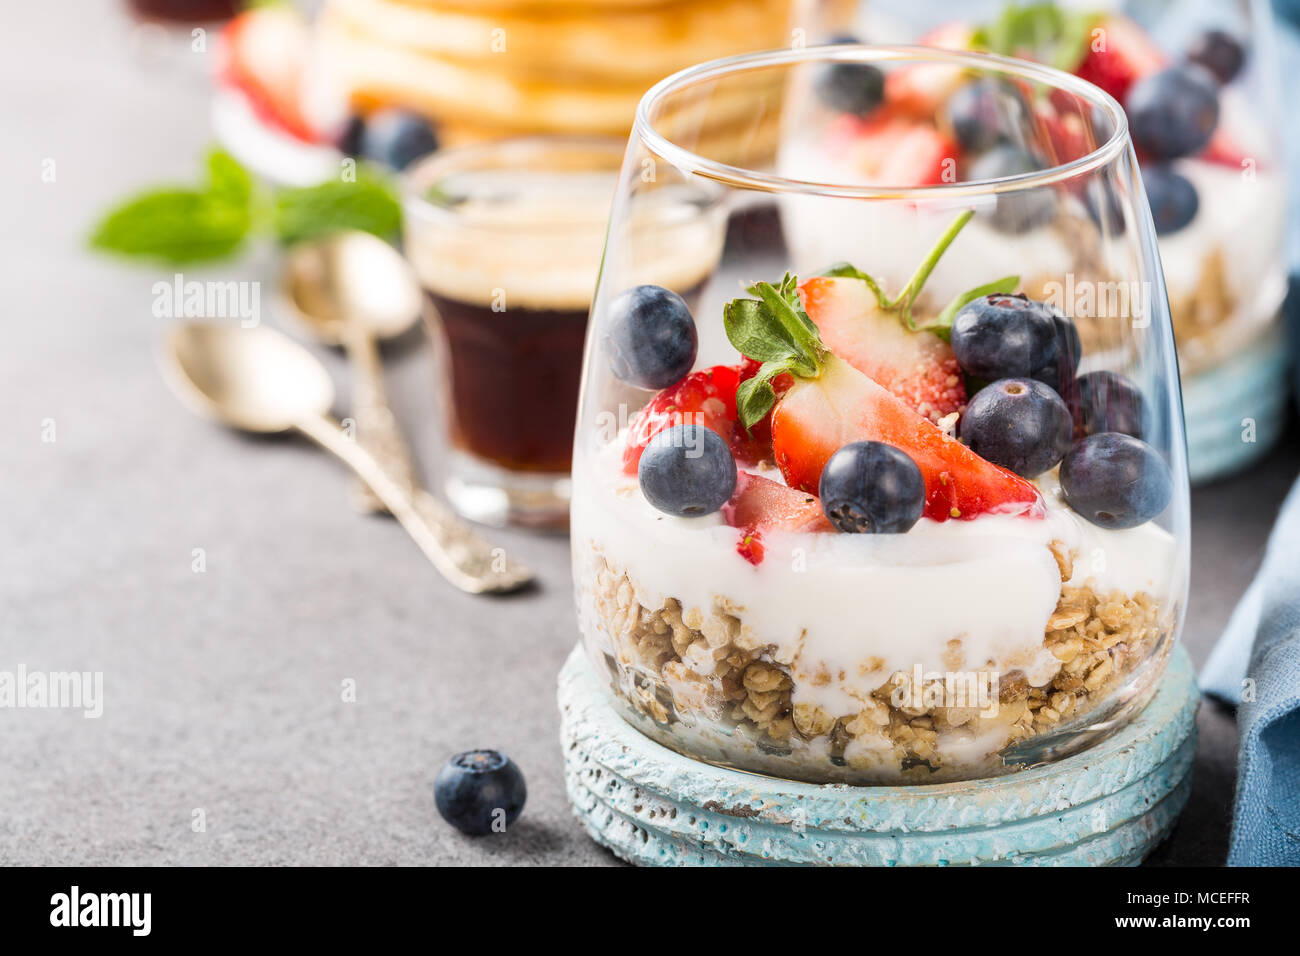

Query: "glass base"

xmin=444 ymin=449 xmax=570 ymax=531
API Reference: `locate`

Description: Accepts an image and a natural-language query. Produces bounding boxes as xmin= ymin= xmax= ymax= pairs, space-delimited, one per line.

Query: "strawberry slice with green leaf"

xmin=724 ymin=212 xmax=1042 ymax=523
xmin=798 ymin=213 xmax=1017 ymax=422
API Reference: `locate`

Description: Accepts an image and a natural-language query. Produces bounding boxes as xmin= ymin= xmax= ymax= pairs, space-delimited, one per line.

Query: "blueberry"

xmin=1141 ymin=164 xmax=1199 ymax=235
xmin=434 ymin=749 xmax=526 ymax=836
xmin=604 ymin=285 xmax=699 ymax=390
xmin=951 ymin=293 xmax=1060 ymax=381
xmin=944 ymin=81 xmax=1025 ymax=152
xmin=358 ymin=109 xmax=440 ymax=170
xmin=966 ymin=145 xmax=1057 ymax=231
xmin=1030 ymin=308 xmax=1083 ymax=399
xmin=1187 ymin=29 xmax=1245 ymax=85
xmin=1127 ymin=65 xmax=1220 ymax=160
xmin=959 ymin=379 xmax=1072 ymax=478
xmin=818 ymin=441 xmax=925 ymax=534
xmin=638 ymin=424 xmax=736 ymax=517
xmin=1060 ymin=433 xmax=1172 ymax=529
xmin=814 ymin=60 xmax=885 ymax=116
xmin=1075 ymin=370 xmax=1148 ymax=439
xmin=337 ymin=114 xmax=366 ymax=157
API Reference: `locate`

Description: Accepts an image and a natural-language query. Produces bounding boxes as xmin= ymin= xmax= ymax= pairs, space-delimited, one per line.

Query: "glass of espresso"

xmin=402 ymin=137 xmax=725 ymax=529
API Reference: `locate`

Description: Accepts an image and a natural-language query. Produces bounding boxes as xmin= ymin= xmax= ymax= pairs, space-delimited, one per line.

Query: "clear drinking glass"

xmin=571 ymin=46 xmax=1191 ymax=785
xmin=402 ymin=138 xmax=624 ymax=529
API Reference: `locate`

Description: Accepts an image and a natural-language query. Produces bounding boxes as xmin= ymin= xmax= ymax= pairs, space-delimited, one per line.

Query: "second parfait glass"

xmin=572 ymin=45 xmax=1190 ymax=785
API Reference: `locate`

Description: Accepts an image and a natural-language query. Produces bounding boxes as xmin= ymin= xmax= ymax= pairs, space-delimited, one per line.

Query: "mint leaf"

xmin=920 ymin=275 xmax=1020 ymax=340
xmin=207 ymin=148 xmax=252 ymax=204
xmin=272 ymin=175 xmax=402 ymax=245
xmin=90 ymin=188 xmax=251 ymax=264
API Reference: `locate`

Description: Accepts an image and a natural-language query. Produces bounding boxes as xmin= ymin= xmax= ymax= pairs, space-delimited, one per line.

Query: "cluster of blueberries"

xmin=951 ymin=293 xmax=1172 ymax=529
xmin=602 ymin=282 xmax=1172 ymax=534
xmin=1125 ymin=29 xmax=1244 ymax=235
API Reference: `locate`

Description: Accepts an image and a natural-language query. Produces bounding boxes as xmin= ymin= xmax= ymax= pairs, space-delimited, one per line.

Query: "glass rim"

xmin=400 ymin=134 xmax=627 ymax=228
xmin=634 ymin=43 xmax=1131 ymax=199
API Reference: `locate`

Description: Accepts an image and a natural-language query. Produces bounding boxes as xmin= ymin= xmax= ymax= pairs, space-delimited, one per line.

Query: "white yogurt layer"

xmin=573 ymin=435 xmax=1179 ymax=721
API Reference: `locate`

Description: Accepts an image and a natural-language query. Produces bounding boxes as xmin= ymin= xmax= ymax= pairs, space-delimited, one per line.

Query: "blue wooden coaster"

xmin=1184 ymin=323 xmax=1292 ymax=485
xmin=559 ymin=645 xmax=1199 ymax=866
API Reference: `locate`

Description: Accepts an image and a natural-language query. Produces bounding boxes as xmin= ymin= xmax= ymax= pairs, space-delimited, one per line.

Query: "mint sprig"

xmin=90 ymin=148 xmax=402 ymax=264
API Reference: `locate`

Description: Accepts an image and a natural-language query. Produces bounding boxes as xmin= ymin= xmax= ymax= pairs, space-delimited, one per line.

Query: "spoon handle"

xmin=343 ymin=326 xmax=419 ymax=514
xmin=294 ymin=412 xmax=534 ymax=594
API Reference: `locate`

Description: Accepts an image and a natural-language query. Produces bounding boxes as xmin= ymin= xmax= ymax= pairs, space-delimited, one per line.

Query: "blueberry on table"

xmin=638 ymin=423 xmax=737 ymax=518
xmin=959 ymin=379 xmax=1073 ymax=478
xmin=814 ymin=60 xmax=885 ymax=116
xmin=1186 ymin=29 xmax=1245 ymax=85
xmin=604 ymin=285 xmax=699 ymax=390
xmin=359 ymin=108 xmax=440 ymax=170
xmin=1060 ymin=433 xmax=1172 ymax=529
xmin=434 ymin=750 xmax=526 ymax=836
xmin=1030 ymin=309 xmax=1083 ymax=400
xmin=966 ymin=145 xmax=1057 ymax=232
xmin=818 ymin=440 xmax=925 ymax=534
xmin=1075 ymin=370 xmax=1148 ymax=439
xmin=1127 ymin=65 xmax=1220 ymax=160
xmin=1141 ymin=164 xmax=1199 ymax=235
xmin=951 ymin=293 xmax=1060 ymax=381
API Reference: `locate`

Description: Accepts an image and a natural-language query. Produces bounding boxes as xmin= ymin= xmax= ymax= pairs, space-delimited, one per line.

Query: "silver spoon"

xmin=160 ymin=321 xmax=533 ymax=594
xmin=282 ymin=230 xmax=422 ymax=514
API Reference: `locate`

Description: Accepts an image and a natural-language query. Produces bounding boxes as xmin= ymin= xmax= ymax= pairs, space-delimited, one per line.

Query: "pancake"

xmin=318 ymin=5 xmax=787 ymax=137
xmin=324 ymin=0 xmax=792 ymax=83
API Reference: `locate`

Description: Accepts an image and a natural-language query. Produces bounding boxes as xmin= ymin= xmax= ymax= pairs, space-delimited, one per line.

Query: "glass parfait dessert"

xmin=571 ymin=46 xmax=1190 ymax=785
xmin=806 ymin=0 xmax=1289 ymax=377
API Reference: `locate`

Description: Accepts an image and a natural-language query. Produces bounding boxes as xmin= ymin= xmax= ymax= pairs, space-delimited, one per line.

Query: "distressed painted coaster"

xmin=560 ymin=645 xmax=1199 ymax=866
xmin=1184 ymin=323 xmax=1291 ymax=485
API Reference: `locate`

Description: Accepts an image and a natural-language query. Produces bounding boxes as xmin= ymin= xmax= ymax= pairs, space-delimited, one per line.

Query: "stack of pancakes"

xmin=315 ymin=0 xmax=794 ymax=155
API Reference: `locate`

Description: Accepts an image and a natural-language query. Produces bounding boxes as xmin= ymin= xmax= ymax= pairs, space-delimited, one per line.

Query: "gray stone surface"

xmin=0 ymin=2 xmax=1295 ymax=866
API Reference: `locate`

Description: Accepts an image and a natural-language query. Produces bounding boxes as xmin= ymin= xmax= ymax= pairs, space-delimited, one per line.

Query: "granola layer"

xmin=581 ymin=542 xmax=1171 ymax=784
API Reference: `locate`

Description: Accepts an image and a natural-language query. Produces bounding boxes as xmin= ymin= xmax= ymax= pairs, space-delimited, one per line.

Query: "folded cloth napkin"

xmin=1197 ymin=0 xmax=1300 ymax=867
xmin=1200 ymin=477 xmax=1300 ymax=865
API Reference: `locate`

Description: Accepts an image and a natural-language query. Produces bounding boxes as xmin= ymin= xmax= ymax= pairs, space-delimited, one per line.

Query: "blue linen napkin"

xmin=1195 ymin=0 xmax=1300 ymax=867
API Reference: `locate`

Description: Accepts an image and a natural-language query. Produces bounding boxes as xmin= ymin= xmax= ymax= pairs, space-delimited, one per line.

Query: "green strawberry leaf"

xmin=723 ymin=276 xmax=829 ymax=427
xmin=734 ymin=360 xmax=790 ymax=430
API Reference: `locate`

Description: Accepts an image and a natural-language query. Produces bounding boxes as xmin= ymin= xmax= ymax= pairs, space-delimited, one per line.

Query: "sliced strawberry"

xmin=737 ymin=356 xmax=791 ymax=454
xmin=771 ymin=356 xmax=1042 ymax=522
xmin=886 ymin=22 xmax=974 ymax=118
xmin=1073 ymin=15 xmax=1165 ymax=105
xmin=1037 ymin=108 xmax=1094 ymax=165
xmin=838 ymin=113 xmax=959 ymax=186
xmin=1200 ymin=128 xmax=1251 ymax=169
xmin=220 ymin=7 xmax=317 ymax=143
xmin=623 ymin=365 xmax=771 ymax=474
xmin=798 ymin=276 xmax=965 ymax=423
xmin=722 ymin=472 xmax=832 ymax=565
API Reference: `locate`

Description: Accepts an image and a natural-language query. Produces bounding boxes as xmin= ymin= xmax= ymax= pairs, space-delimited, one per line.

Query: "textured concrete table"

xmin=0 ymin=2 xmax=1295 ymax=866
